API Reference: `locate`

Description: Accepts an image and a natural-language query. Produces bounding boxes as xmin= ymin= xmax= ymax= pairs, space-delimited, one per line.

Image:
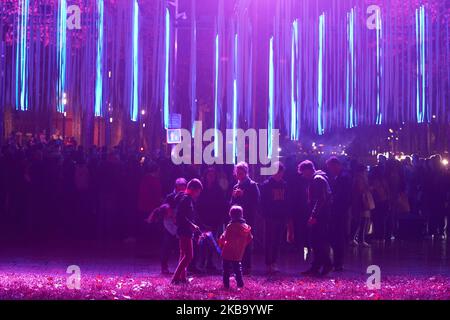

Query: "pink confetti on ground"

xmin=0 ymin=272 xmax=449 ymax=300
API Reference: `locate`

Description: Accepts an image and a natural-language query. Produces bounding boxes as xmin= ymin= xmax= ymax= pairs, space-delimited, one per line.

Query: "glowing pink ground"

xmin=1 ymin=239 xmax=449 ymax=300
xmin=1 ymin=272 xmax=449 ymax=300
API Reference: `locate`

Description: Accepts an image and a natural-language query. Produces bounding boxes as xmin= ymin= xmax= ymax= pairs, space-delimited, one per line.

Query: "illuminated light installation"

xmin=290 ymin=20 xmax=299 ymax=140
xmin=163 ymin=9 xmax=170 ymax=129
xmin=268 ymin=37 xmax=274 ymax=158
xmin=232 ymin=34 xmax=238 ymax=163
xmin=317 ymin=13 xmax=325 ymax=135
xmin=15 ymin=0 xmax=30 ymax=111
xmin=375 ymin=9 xmax=383 ymax=125
xmin=94 ymin=0 xmax=104 ymax=117
xmin=57 ymin=0 xmax=67 ymax=113
xmin=0 ymin=1 xmax=447 ymax=138
xmin=130 ymin=0 xmax=139 ymax=122
xmin=416 ymin=5 xmax=426 ymax=123
xmin=346 ymin=8 xmax=356 ymax=128
xmin=214 ymin=33 xmax=219 ymax=157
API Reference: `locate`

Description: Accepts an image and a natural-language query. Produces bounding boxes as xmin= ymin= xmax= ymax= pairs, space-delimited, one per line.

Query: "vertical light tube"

xmin=232 ymin=34 xmax=238 ymax=163
xmin=415 ymin=9 xmax=420 ymax=122
xmin=268 ymin=37 xmax=274 ymax=158
xmin=291 ymin=20 xmax=298 ymax=140
xmin=163 ymin=9 xmax=170 ymax=129
xmin=214 ymin=34 xmax=219 ymax=157
xmin=346 ymin=8 xmax=355 ymax=128
xmin=420 ymin=6 xmax=426 ymax=122
xmin=16 ymin=0 xmax=30 ymax=111
xmin=130 ymin=0 xmax=139 ymax=121
xmin=190 ymin=2 xmax=197 ymax=136
xmin=94 ymin=0 xmax=104 ymax=117
xmin=415 ymin=6 xmax=426 ymax=123
xmin=57 ymin=0 xmax=67 ymax=113
xmin=375 ymin=9 xmax=382 ymax=124
xmin=317 ymin=13 xmax=325 ymax=135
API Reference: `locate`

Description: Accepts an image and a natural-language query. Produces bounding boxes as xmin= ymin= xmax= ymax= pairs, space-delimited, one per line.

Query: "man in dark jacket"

xmin=230 ymin=162 xmax=260 ymax=274
xmin=171 ymin=179 xmax=203 ymax=284
xmin=260 ymin=162 xmax=289 ymax=274
xmin=287 ymin=161 xmax=310 ymax=260
xmin=326 ymin=157 xmax=352 ymax=271
xmin=299 ymin=160 xmax=333 ymax=276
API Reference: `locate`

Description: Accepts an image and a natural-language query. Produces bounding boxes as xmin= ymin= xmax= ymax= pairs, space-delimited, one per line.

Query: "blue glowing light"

xmin=268 ymin=36 xmax=274 ymax=158
xmin=420 ymin=6 xmax=426 ymax=123
xmin=232 ymin=34 xmax=238 ymax=163
xmin=317 ymin=13 xmax=325 ymax=135
xmin=346 ymin=8 xmax=356 ymax=128
xmin=130 ymin=0 xmax=139 ymax=122
xmin=56 ymin=0 xmax=67 ymax=113
xmin=415 ymin=5 xmax=426 ymax=123
xmin=375 ymin=9 xmax=383 ymax=125
xmin=214 ymin=34 xmax=219 ymax=157
xmin=190 ymin=1 xmax=197 ymax=136
xmin=94 ymin=0 xmax=104 ymax=117
xmin=291 ymin=20 xmax=299 ymax=140
xmin=163 ymin=9 xmax=170 ymax=129
xmin=15 ymin=0 xmax=30 ymax=111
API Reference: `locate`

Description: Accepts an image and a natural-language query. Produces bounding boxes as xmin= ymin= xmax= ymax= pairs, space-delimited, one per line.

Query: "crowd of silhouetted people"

xmin=0 ymin=133 xmax=449 ymax=277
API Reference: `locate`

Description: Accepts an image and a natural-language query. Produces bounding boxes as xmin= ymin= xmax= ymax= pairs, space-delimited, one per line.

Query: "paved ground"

xmin=0 ymin=239 xmax=449 ymax=299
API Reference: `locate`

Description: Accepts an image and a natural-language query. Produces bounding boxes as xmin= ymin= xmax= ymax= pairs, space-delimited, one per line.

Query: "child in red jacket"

xmin=218 ymin=206 xmax=253 ymax=288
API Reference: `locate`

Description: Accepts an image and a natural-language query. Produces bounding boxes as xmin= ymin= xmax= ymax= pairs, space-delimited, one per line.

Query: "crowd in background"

xmin=0 ymin=132 xmax=449 ymax=274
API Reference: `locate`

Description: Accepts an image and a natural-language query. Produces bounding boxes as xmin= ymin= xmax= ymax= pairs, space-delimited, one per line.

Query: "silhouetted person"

xmin=427 ymin=155 xmax=447 ymax=239
xmin=385 ymin=159 xmax=406 ymax=240
xmin=172 ymin=179 xmax=203 ymax=284
xmin=351 ymin=164 xmax=374 ymax=247
xmin=287 ymin=160 xmax=311 ymax=260
xmin=260 ymin=162 xmax=288 ymax=274
xmin=230 ymin=162 xmax=260 ymax=274
xmin=299 ymin=160 xmax=333 ymax=277
xmin=369 ymin=156 xmax=390 ymax=242
xmin=326 ymin=157 xmax=352 ymax=271
xmin=137 ymin=162 xmax=162 ymax=248
xmin=197 ymin=167 xmax=227 ymax=271
xmin=147 ymin=178 xmax=187 ymax=274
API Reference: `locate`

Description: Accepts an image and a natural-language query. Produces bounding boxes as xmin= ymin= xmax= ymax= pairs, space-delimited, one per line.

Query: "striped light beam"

xmin=346 ymin=8 xmax=356 ymax=128
xmin=15 ymin=0 xmax=30 ymax=111
xmin=375 ymin=9 xmax=383 ymax=125
xmin=214 ymin=33 xmax=219 ymax=157
xmin=190 ymin=4 xmax=197 ymax=136
xmin=163 ymin=8 xmax=170 ymax=129
xmin=415 ymin=5 xmax=426 ymax=123
xmin=232 ymin=34 xmax=238 ymax=163
xmin=94 ymin=0 xmax=104 ymax=117
xmin=268 ymin=36 xmax=274 ymax=158
xmin=56 ymin=0 xmax=67 ymax=113
xmin=290 ymin=20 xmax=299 ymax=140
xmin=317 ymin=13 xmax=325 ymax=135
xmin=130 ymin=0 xmax=139 ymax=121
